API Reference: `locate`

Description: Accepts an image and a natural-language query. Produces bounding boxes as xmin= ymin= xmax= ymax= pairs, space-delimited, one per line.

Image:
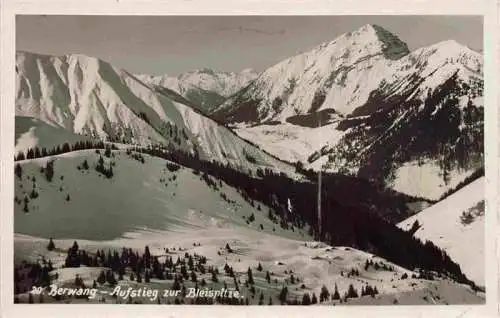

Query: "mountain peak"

xmin=356 ymin=23 xmax=379 ymax=33
xmin=241 ymin=68 xmax=257 ymax=75
xmin=429 ymin=39 xmax=477 ymax=54
xmin=321 ymin=24 xmax=409 ymax=61
xmin=360 ymin=24 xmax=410 ymax=60
xmin=194 ymin=67 xmax=217 ymax=75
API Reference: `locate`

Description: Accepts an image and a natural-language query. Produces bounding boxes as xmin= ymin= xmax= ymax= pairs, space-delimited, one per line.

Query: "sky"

xmin=17 ymin=15 xmax=482 ymax=76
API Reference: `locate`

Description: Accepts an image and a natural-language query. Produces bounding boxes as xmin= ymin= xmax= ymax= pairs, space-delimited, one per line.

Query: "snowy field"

xmin=235 ymin=122 xmax=345 ymax=164
xmin=391 ymin=160 xmax=480 ymax=200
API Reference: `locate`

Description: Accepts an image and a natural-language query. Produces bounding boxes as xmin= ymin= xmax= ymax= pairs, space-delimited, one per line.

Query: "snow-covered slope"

xmin=137 ymin=68 xmax=257 ymax=114
xmin=235 ymin=122 xmax=344 ymax=163
xmin=212 ymin=24 xmax=483 ymax=199
xmin=397 ymin=177 xmax=484 ymax=286
xmin=15 ymin=116 xmax=93 ymax=154
xmin=15 ymin=51 xmax=293 ymax=175
xmin=389 ymin=160 xmax=480 ymax=200
xmin=13 ymin=151 xmax=483 ymax=304
xmin=14 ymin=150 xmax=301 ymax=240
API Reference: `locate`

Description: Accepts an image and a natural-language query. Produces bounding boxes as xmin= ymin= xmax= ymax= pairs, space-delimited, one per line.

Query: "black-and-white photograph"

xmin=12 ymin=15 xmax=485 ymax=305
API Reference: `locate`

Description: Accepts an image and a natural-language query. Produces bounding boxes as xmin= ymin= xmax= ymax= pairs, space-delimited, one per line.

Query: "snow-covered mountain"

xmin=15 ymin=51 xmax=293 ymax=175
xmin=397 ymin=177 xmax=484 ymax=287
xmin=213 ymin=24 xmax=480 ymax=123
xmin=213 ymin=24 xmax=410 ymax=122
xmin=211 ymin=24 xmax=483 ymax=200
xmin=137 ymin=68 xmax=257 ymax=114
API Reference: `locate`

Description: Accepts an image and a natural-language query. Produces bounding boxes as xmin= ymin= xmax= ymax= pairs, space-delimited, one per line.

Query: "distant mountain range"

xmin=136 ymin=68 xmax=257 ymax=115
xmin=15 ymin=51 xmax=293 ymax=176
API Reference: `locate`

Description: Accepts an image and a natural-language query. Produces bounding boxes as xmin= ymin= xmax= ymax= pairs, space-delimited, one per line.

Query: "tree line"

xmin=14 ymin=140 xmax=118 ymax=161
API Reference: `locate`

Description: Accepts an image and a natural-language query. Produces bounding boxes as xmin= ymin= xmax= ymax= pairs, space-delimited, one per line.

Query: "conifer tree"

xmin=258 ymin=292 xmax=264 ymax=305
xmin=265 ymin=271 xmax=271 ymax=284
xmin=332 ymin=284 xmax=340 ymax=300
xmin=71 ymin=241 xmax=79 ymax=254
xmin=311 ymin=292 xmax=318 ymax=304
xmin=47 ymin=238 xmax=55 ymax=251
xmin=346 ymin=284 xmax=358 ymax=298
xmin=44 ymin=161 xmax=54 ymax=182
xmin=301 ymin=293 xmax=311 ymax=305
xmin=30 ymin=187 xmax=38 ymax=199
xmin=15 ymin=163 xmax=22 ymax=180
xmin=278 ymin=286 xmax=288 ymax=304
xmin=233 ymin=276 xmax=239 ymax=292
xmin=16 ymin=152 xmax=25 ymax=161
xmin=97 ymin=270 xmax=106 ymax=285
xmin=74 ymin=274 xmax=84 ymax=287
xmin=247 ymin=267 xmax=254 ymax=285
xmin=106 ymin=271 xmax=117 ymax=286
xmin=211 ymin=270 xmax=218 ymax=283
xmin=319 ymin=285 xmax=329 ymax=302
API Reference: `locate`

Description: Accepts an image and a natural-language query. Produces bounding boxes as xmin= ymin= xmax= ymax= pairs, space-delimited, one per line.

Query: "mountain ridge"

xmin=212 ymin=25 xmax=481 ymax=124
xmin=136 ymin=67 xmax=258 ymax=114
xmin=15 ymin=51 xmax=296 ymax=177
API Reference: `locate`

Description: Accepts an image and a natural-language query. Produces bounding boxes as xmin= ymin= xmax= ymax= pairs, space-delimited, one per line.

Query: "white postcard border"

xmin=1 ymin=0 xmax=498 ymax=317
